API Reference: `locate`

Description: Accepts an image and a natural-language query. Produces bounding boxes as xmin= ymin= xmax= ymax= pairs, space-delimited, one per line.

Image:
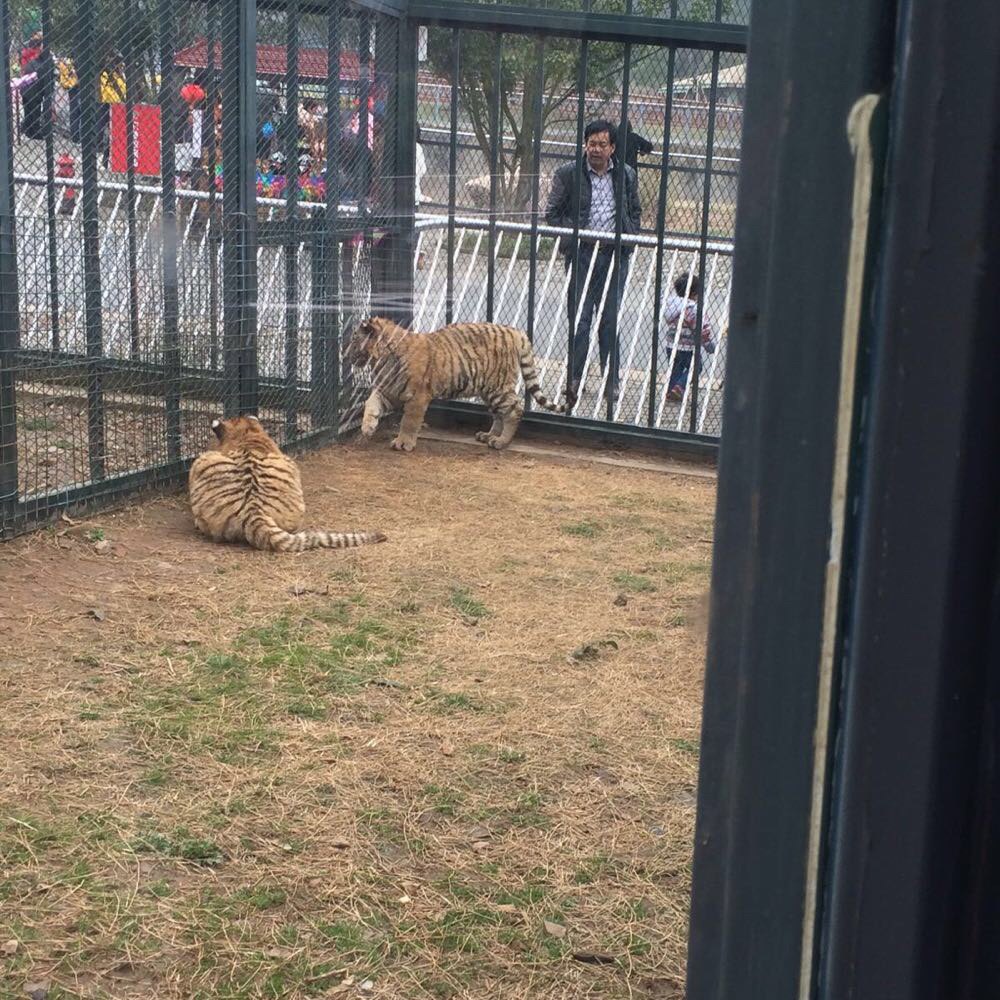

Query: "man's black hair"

xmin=584 ymin=119 xmax=617 ymax=146
xmin=674 ymin=271 xmax=700 ymax=296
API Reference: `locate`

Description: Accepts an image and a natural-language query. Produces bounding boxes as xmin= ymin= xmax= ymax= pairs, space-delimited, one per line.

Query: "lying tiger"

xmin=189 ymin=415 xmax=386 ymax=552
xmin=345 ymin=317 xmax=573 ymax=452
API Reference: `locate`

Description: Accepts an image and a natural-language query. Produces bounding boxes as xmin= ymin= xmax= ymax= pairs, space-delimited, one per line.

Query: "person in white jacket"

xmin=414 ymin=125 xmax=428 ymax=268
xmin=662 ymin=271 xmax=716 ymax=402
xmin=415 ymin=125 xmax=428 ymax=207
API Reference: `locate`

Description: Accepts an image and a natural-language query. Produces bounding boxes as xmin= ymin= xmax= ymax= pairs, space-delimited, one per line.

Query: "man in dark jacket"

xmin=544 ymin=119 xmax=641 ymax=400
xmin=621 ymin=118 xmax=653 ymax=171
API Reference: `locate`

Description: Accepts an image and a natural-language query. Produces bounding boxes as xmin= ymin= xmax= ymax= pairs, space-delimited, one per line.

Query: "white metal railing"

xmin=12 ymin=171 xmax=728 ymax=436
xmin=411 ymin=216 xmax=730 ymax=435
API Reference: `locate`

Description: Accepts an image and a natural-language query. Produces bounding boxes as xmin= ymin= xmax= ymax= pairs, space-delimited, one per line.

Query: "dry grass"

xmin=0 ymin=435 xmax=713 ymax=1000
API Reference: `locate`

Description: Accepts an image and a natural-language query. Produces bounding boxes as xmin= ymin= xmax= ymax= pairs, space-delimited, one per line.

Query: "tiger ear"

xmin=211 ymin=418 xmax=225 ymax=440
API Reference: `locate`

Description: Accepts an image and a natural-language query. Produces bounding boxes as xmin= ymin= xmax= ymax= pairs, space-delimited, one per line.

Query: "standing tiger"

xmin=345 ymin=317 xmax=573 ymax=452
xmin=188 ymin=415 xmax=386 ymax=552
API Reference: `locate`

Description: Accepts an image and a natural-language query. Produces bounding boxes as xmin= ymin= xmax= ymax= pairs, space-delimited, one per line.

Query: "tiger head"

xmin=344 ymin=317 xmax=398 ymax=367
xmin=210 ymin=414 xmax=276 ymax=452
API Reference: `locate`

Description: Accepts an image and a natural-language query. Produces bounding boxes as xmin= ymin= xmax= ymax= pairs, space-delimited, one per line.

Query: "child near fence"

xmin=662 ymin=271 xmax=716 ymax=403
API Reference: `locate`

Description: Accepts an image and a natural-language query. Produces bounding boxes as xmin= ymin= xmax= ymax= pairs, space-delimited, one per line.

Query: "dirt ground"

xmin=0 ymin=435 xmax=715 ymax=1000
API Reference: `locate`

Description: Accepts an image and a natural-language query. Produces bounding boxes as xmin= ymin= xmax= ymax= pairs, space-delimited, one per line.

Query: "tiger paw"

xmin=360 ymin=418 xmax=378 ymax=438
xmin=474 ymin=431 xmax=491 ymax=443
xmin=390 ymin=437 xmax=415 ymax=452
xmin=486 ymin=435 xmax=508 ymax=451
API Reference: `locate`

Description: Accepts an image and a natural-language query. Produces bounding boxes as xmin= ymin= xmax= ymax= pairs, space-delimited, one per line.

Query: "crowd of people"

xmin=10 ymin=26 xmax=386 ymax=211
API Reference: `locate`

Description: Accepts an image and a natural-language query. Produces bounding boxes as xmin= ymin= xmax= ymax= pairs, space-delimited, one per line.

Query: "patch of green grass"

xmin=286 ymin=700 xmax=326 ymax=720
xmin=613 ymin=571 xmax=657 ymax=593
xmin=275 ymin=923 xmax=300 ymax=947
xmin=449 ymin=586 xmax=489 ymax=619
xmin=433 ymin=873 xmax=478 ymax=903
xmin=649 ymin=529 xmax=674 ymax=550
xmin=85 ymin=527 xmax=106 ymax=542
xmin=132 ymin=827 xmax=224 ymax=866
xmin=55 ymin=860 xmax=94 ymax=889
xmin=497 ymin=747 xmax=527 ymax=764
xmin=431 ymin=906 xmax=503 ymax=953
xmin=656 ymin=559 xmax=712 ymax=585
xmin=78 ymin=709 xmax=101 ymax=721
xmin=669 ymin=737 xmax=701 ymax=756
xmin=77 ymin=810 xmax=117 ymax=845
xmin=233 ymin=885 xmax=288 ymax=911
xmin=317 ymin=916 xmax=392 ymax=966
xmin=423 ymin=688 xmax=487 ymax=715
xmin=628 ymin=934 xmax=653 ymax=956
xmin=356 ymin=807 xmax=423 ymax=853
xmin=573 ymin=853 xmax=619 ymax=885
xmin=0 ymin=814 xmax=66 ymax=865
xmin=140 ymin=766 xmax=170 ymax=788
xmin=495 ymin=556 xmax=528 ymax=572
xmin=148 ymin=879 xmax=172 ymax=898
xmin=492 ymin=882 xmax=548 ymax=907
xmin=537 ymin=926 xmax=571 ymax=960
xmin=560 ymin=520 xmax=604 ymax=538
xmin=126 ymin=608 xmax=418 ymax=770
xmin=20 ymin=414 xmax=59 ymax=432
xmin=607 ymin=492 xmax=647 ymax=511
xmin=616 ymin=898 xmax=654 ymax=921
xmin=510 ymin=791 xmax=548 ymax=829
xmin=421 ymin=784 xmax=465 ymax=818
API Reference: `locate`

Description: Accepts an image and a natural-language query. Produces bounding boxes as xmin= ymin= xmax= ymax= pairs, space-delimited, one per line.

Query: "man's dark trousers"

xmin=566 ymin=241 xmax=629 ymax=397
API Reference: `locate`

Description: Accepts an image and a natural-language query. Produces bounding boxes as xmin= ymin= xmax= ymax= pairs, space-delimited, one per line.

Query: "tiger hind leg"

xmin=475 ymin=413 xmax=503 ymax=444
xmin=486 ymin=392 xmax=524 ymax=450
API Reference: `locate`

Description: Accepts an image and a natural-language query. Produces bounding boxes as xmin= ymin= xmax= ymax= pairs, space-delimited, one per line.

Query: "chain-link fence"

xmin=1 ymin=0 xmax=411 ymax=536
xmin=413 ymin=20 xmax=740 ymax=439
xmin=1 ymin=1 xmax=744 ymax=536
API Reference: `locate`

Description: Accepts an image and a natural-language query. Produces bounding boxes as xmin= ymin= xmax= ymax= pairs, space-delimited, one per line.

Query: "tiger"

xmin=344 ymin=317 xmax=574 ymax=452
xmin=188 ymin=415 xmax=386 ymax=552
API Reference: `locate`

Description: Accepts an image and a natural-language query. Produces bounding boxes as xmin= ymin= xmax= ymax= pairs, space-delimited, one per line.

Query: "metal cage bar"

xmin=221 ymin=0 xmax=258 ymax=417
xmin=76 ymin=0 xmax=106 ymax=480
xmin=40 ymin=0 xmax=59 ymax=353
xmin=284 ymin=0 xmax=300 ymax=439
xmin=0 ymin=0 xmax=18 ymax=524
xmin=485 ymin=33 xmax=501 ymax=322
xmin=445 ymin=27 xmax=459 ymax=326
xmin=689 ymin=48 xmax=720 ymax=433
xmin=648 ymin=44 xmax=676 ymax=427
xmin=160 ymin=0 xmax=181 ymax=459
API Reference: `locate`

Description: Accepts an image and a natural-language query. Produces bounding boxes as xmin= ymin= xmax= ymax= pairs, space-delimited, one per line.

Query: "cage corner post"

xmin=0 ymin=0 xmax=20 ymax=533
xmin=76 ymin=0 xmax=107 ymax=482
xmin=160 ymin=0 xmax=181 ymax=460
xmin=221 ymin=0 xmax=258 ymax=418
